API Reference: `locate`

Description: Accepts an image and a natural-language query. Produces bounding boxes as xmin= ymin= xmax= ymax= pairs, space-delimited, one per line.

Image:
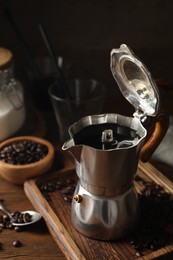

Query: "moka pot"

xmin=62 ymin=44 xmax=167 ymax=240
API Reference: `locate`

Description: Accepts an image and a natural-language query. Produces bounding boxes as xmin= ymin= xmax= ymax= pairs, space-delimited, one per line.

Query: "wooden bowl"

xmin=0 ymin=136 xmax=55 ymax=185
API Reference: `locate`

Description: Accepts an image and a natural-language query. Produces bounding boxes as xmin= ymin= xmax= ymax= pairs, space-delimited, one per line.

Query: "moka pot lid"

xmin=110 ymin=44 xmax=160 ymax=118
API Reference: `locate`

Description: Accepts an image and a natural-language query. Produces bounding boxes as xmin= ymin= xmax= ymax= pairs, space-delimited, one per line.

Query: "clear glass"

xmin=49 ymin=78 xmax=106 ymax=144
xmin=0 ymin=65 xmax=26 ymax=140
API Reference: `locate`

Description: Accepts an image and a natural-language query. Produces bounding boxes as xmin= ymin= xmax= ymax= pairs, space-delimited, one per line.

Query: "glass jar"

xmin=0 ymin=47 xmax=26 ymax=141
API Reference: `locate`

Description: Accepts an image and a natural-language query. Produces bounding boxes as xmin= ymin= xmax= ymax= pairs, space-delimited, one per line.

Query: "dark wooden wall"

xmin=0 ymin=0 xmax=173 ymax=103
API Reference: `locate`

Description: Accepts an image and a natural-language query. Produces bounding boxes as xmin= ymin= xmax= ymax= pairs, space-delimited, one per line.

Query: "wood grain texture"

xmin=24 ymin=159 xmax=173 ymax=260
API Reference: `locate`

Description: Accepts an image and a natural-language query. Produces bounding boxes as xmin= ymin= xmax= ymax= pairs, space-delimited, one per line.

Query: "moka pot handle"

xmin=140 ymin=79 xmax=171 ymax=162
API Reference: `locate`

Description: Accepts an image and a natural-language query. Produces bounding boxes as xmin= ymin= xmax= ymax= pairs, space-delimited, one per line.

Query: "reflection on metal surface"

xmin=71 ymin=183 xmax=139 ymax=240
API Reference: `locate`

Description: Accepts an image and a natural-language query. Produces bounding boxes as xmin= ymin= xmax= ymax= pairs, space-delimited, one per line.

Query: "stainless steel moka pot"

xmin=62 ymin=44 xmax=166 ymax=240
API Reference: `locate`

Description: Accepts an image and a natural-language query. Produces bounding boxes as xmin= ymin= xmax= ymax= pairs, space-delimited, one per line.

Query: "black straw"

xmin=4 ymin=8 xmax=41 ymax=77
xmin=38 ymin=24 xmax=69 ymax=98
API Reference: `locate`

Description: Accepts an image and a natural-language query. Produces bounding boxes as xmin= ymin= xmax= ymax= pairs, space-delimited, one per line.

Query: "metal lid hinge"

xmin=133 ymin=109 xmax=147 ymax=123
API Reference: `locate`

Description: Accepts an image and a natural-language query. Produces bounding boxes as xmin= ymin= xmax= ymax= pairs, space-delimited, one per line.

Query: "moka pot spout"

xmin=62 ymin=138 xmax=82 ymax=163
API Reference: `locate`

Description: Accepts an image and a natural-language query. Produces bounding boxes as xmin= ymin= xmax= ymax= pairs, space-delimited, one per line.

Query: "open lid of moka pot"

xmin=110 ymin=44 xmax=160 ymax=118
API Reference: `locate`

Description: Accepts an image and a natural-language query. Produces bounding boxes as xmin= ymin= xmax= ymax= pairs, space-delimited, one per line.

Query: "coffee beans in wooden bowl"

xmin=0 ymin=136 xmax=55 ymax=185
xmin=0 ymin=140 xmax=48 ymax=165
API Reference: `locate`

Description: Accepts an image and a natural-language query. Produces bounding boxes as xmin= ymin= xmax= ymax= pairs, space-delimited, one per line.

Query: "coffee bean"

xmin=3 ymin=215 xmax=9 ymax=224
xmin=11 ymin=216 xmax=18 ymax=223
xmin=11 ymin=211 xmax=21 ymax=223
xmin=47 ymin=183 xmax=56 ymax=192
xmin=17 ymin=216 xmax=24 ymax=223
xmin=40 ymin=184 xmax=48 ymax=191
xmin=63 ymin=195 xmax=72 ymax=203
xmin=66 ymin=179 xmax=75 ymax=185
xmin=150 ymin=242 xmax=157 ymax=251
xmin=56 ymin=180 xmax=66 ymax=189
xmin=62 ymin=187 xmax=74 ymax=195
xmin=6 ymin=222 xmax=13 ymax=229
xmin=0 ymin=215 xmax=3 ymax=223
xmin=55 ymin=183 xmax=61 ymax=190
xmin=23 ymin=213 xmax=32 ymax=223
xmin=13 ymin=240 xmax=22 ymax=247
xmin=130 ymin=240 xmax=136 ymax=245
xmin=14 ymin=226 xmax=22 ymax=232
xmin=135 ymin=251 xmax=142 ymax=257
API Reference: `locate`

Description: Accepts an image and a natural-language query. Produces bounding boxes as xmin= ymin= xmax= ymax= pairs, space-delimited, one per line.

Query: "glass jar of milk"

xmin=0 ymin=47 xmax=26 ymax=141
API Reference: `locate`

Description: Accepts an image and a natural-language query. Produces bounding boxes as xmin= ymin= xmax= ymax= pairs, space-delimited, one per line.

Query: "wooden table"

xmin=0 ymin=174 xmax=66 ymax=260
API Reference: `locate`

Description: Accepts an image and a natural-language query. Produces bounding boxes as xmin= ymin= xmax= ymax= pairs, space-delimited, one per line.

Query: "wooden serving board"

xmin=24 ymin=152 xmax=173 ymax=260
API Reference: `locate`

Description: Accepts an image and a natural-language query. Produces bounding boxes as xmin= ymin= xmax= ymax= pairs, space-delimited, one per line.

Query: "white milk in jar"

xmin=0 ymin=48 xmax=26 ymax=141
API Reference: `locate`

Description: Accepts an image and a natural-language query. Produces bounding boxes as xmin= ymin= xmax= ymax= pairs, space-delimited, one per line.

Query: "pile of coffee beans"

xmin=129 ymin=176 xmax=173 ymax=257
xmin=11 ymin=211 xmax=32 ymax=224
xmin=40 ymin=178 xmax=76 ymax=203
xmin=0 ymin=201 xmax=33 ymax=250
xmin=0 ymin=211 xmax=32 ymax=231
xmin=0 ymin=140 xmax=48 ymax=165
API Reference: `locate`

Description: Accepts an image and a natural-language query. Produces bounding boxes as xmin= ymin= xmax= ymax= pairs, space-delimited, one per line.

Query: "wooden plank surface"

xmin=24 ymin=157 xmax=173 ymax=260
